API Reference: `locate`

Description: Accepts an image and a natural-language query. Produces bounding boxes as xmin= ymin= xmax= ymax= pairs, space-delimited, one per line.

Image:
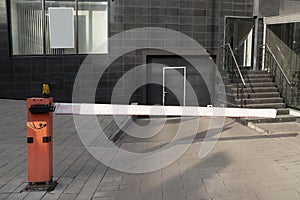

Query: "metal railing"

xmin=221 ymin=43 xmax=246 ymax=108
xmin=260 ymin=44 xmax=297 ymax=107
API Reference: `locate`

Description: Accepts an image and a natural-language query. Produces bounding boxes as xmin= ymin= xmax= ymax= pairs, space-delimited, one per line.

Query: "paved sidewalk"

xmin=0 ymin=99 xmax=300 ymax=200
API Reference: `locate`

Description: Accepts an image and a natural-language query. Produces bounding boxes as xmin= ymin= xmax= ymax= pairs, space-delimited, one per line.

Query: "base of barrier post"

xmin=25 ymin=179 xmax=57 ymax=192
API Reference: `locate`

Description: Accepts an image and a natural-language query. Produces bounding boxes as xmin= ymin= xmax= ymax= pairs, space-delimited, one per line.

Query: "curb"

xmin=247 ymin=122 xmax=270 ymax=134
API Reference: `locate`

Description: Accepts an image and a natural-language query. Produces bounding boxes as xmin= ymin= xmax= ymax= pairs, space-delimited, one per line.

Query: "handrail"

xmin=262 ymin=44 xmax=292 ymax=86
xmin=222 ymin=43 xmax=246 ymax=86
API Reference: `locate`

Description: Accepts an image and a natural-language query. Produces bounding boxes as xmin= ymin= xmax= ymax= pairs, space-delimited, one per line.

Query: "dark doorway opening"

xmin=146 ymin=55 xmax=211 ymax=106
xmin=225 ymin=17 xmax=254 ymax=68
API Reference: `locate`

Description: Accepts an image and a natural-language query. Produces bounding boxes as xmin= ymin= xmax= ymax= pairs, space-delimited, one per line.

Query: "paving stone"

xmin=163 ymin=190 xmax=186 ymax=200
xmin=1 ymin=100 xmax=300 ymax=200
xmin=114 ymin=191 xmax=139 ymax=200
xmin=62 ymin=151 xmax=91 ymax=179
xmin=0 ymin=193 xmax=9 ymax=199
xmin=53 ymin=148 xmax=86 ymax=178
xmin=64 ymin=179 xmax=84 ymax=194
xmin=93 ymin=191 xmax=118 ymax=198
xmin=75 ymin=164 xmax=106 ymax=200
xmin=98 ymin=185 xmax=119 ymax=192
xmin=92 ymin=197 xmax=115 ymax=200
xmin=23 ymin=191 xmax=47 ymax=200
xmin=0 ymin=164 xmax=26 ymax=192
xmin=41 ymin=193 xmax=62 ymax=200
xmin=140 ymin=191 xmax=163 ymax=200
xmin=58 ymin=193 xmax=77 ymax=200
xmin=0 ymin=169 xmax=27 ymax=193
xmin=5 ymin=191 xmax=29 ymax=200
xmin=51 ymin=178 xmax=73 ymax=194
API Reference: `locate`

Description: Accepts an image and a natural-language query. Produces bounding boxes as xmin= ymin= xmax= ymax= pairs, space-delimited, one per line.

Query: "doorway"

xmin=145 ymin=54 xmax=211 ymax=106
xmin=224 ymin=17 xmax=254 ymax=67
xmin=163 ymin=67 xmax=186 ymax=106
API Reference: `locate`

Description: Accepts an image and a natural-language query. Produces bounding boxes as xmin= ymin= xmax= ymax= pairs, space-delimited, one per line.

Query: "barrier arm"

xmin=55 ymin=103 xmax=277 ymax=118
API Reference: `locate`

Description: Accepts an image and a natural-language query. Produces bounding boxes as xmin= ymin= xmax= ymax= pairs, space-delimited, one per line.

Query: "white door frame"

xmin=162 ymin=67 xmax=186 ymax=106
xmin=243 ymin=29 xmax=253 ymax=67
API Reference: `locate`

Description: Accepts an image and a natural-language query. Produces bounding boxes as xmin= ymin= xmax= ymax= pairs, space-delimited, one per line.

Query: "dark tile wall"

xmin=111 ymin=0 xmax=254 ymax=54
xmin=108 ymin=0 xmax=254 ymax=104
xmin=0 ymin=0 xmax=254 ymax=102
xmin=259 ymin=0 xmax=280 ymax=17
xmin=0 ymin=0 xmax=13 ymax=98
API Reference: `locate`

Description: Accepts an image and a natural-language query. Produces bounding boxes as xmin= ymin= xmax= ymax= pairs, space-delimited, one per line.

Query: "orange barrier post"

xmin=26 ymin=98 xmax=56 ymax=191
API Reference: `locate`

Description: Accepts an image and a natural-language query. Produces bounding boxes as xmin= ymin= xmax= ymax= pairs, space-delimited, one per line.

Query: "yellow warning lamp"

xmin=42 ymin=84 xmax=51 ymax=98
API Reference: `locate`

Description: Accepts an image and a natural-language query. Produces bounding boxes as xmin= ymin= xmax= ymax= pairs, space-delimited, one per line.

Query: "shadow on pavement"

xmin=134 ymin=151 xmax=232 ymax=200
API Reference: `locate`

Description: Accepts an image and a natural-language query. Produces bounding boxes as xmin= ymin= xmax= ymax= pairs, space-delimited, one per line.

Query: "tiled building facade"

xmin=0 ymin=0 xmax=262 ymax=103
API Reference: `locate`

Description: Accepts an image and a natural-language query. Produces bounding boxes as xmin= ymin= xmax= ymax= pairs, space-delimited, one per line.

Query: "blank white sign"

xmin=49 ymin=7 xmax=74 ymax=49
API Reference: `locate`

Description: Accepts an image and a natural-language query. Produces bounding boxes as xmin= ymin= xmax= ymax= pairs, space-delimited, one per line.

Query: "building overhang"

xmin=264 ymin=12 xmax=300 ymax=25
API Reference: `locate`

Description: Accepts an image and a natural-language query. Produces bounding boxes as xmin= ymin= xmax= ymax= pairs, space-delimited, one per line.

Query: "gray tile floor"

xmin=0 ymin=99 xmax=300 ymax=200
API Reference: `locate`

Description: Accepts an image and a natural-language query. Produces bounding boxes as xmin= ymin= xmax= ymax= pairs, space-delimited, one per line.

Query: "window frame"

xmin=6 ymin=0 xmax=109 ymax=57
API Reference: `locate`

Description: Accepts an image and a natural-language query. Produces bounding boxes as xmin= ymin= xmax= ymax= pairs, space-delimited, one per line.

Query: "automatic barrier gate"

xmin=25 ymin=97 xmax=277 ymax=191
xmin=26 ymin=98 xmax=56 ymax=191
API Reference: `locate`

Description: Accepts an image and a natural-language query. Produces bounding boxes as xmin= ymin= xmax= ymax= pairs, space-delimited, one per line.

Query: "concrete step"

xmin=239 ymin=66 xmax=252 ymax=70
xmin=239 ymin=115 xmax=297 ymax=125
xmin=242 ymin=74 xmax=272 ymax=78
xmin=226 ymin=73 xmax=272 ymax=80
xmin=277 ymin=109 xmax=290 ymax=115
xmin=228 ymin=78 xmax=273 ymax=85
xmin=233 ymin=92 xmax=280 ymax=99
xmin=236 ymin=97 xmax=283 ymax=105
xmin=244 ymin=78 xmax=273 ymax=83
xmin=238 ymin=82 xmax=276 ymax=88
xmin=240 ymin=70 xmax=269 ymax=75
xmin=242 ymin=103 xmax=285 ymax=109
xmin=221 ymin=70 xmax=296 ymax=126
xmin=219 ymin=77 xmax=231 ymax=85
xmin=231 ymin=87 xmax=278 ymax=93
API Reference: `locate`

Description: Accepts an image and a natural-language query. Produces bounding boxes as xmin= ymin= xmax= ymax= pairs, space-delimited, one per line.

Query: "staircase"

xmin=220 ymin=69 xmax=297 ymax=125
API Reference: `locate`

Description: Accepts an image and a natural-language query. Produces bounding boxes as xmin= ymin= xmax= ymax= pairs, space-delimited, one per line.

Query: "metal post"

xmin=253 ymin=0 xmax=260 ymax=70
xmin=253 ymin=16 xmax=259 ymax=70
xmin=262 ymin=23 xmax=267 ymax=70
